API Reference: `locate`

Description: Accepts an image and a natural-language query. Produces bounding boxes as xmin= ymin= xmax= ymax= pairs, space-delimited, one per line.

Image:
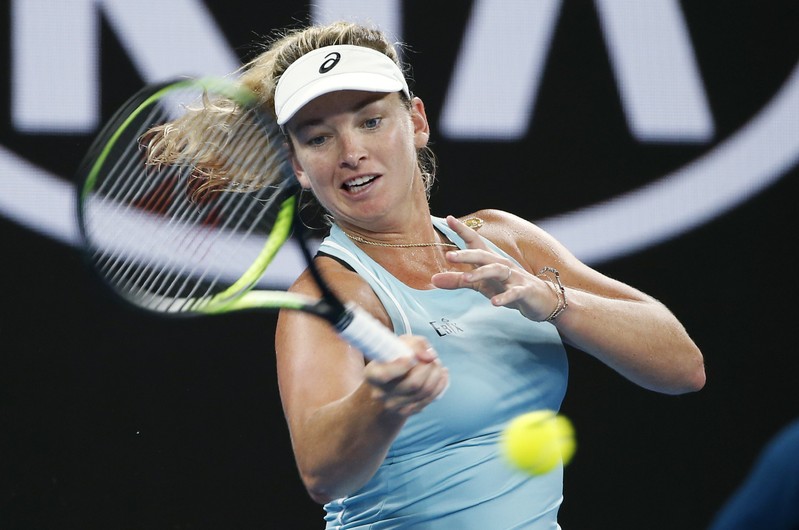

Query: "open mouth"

xmin=343 ymin=174 xmax=379 ymax=192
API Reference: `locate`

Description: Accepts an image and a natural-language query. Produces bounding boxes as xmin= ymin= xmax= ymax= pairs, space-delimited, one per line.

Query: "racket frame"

xmin=75 ymin=77 xmax=413 ymax=364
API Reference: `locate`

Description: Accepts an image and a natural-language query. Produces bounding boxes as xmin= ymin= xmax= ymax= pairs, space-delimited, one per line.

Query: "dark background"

xmin=2 ymin=2 xmax=798 ymax=529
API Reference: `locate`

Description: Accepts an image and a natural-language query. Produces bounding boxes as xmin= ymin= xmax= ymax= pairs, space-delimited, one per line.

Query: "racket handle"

xmin=337 ymin=303 xmax=415 ymax=363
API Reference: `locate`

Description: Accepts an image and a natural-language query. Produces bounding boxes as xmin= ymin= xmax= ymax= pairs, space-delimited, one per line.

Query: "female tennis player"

xmin=194 ymin=21 xmax=705 ymax=529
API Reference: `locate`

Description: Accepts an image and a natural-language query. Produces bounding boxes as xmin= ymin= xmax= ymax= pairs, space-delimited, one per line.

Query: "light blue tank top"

xmin=318 ymin=216 xmax=569 ymax=529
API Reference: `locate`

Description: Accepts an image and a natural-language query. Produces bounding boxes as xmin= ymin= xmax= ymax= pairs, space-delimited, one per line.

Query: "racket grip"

xmin=337 ymin=302 xmax=415 ymax=363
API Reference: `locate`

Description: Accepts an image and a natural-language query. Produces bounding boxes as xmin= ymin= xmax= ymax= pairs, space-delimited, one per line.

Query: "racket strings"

xmin=126 ymin=114 xmax=256 ymax=304
xmin=158 ymin=108 xmax=290 ymax=309
xmin=134 ymin=120 xmax=279 ymax=309
xmin=84 ymin=84 xmax=293 ymax=313
xmin=88 ymin=104 xmax=183 ymax=294
xmin=91 ymin=103 xmax=219 ymax=304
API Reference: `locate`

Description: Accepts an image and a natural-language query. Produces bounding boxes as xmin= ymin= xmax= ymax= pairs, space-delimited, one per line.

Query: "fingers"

xmin=462 ymin=261 xmax=514 ymax=285
xmin=437 ymin=214 xmax=562 ymax=322
xmin=433 ymin=248 xmax=515 ymax=288
xmin=440 ymin=216 xmax=509 ymax=271
xmin=445 ymin=215 xmax=487 ymax=250
xmin=364 ymin=336 xmax=449 ymax=417
xmin=439 ymin=215 xmax=525 ymax=286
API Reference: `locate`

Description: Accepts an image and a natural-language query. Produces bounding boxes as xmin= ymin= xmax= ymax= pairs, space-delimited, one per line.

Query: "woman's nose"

xmin=339 ymin=134 xmax=366 ymax=168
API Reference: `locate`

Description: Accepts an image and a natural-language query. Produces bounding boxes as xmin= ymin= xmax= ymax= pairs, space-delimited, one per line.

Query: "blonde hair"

xmin=143 ymin=21 xmax=436 ymax=202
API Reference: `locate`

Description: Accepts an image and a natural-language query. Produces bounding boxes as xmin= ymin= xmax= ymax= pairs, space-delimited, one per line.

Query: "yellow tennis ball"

xmin=500 ymin=410 xmax=576 ymax=475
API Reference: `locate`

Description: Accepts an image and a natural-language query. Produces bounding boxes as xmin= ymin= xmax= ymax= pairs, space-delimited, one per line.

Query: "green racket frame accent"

xmin=77 ymin=77 xmax=307 ymax=317
xmin=198 ymin=195 xmax=301 ymax=314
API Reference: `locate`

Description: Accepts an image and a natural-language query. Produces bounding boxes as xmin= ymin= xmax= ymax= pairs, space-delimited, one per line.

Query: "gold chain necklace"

xmin=341 ymin=217 xmax=483 ymax=249
xmin=343 ymin=232 xmax=458 ymax=248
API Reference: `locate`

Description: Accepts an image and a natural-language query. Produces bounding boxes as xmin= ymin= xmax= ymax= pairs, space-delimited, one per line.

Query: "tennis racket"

xmin=76 ymin=77 xmax=412 ymax=363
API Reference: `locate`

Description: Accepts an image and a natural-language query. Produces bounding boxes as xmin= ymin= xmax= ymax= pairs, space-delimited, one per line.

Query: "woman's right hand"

xmin=363 ymin=336 xmax=449 ymax=417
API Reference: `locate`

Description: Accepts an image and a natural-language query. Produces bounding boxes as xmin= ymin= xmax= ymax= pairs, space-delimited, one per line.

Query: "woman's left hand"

xmin=430 ymin=215 xmax=561 ymax=323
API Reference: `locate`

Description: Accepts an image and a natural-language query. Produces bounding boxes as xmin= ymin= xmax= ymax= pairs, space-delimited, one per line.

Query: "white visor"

xmin=274 ymin=44 xmax=410 ymax=125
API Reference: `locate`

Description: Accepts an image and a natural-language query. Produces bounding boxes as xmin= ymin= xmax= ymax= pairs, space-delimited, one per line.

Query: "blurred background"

xmin=1 ymin=1 xmax=797 ymax=528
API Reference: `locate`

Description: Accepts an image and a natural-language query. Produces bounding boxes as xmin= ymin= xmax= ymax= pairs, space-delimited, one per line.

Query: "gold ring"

xmin=504 ymin=265 xmax=512 ymax=282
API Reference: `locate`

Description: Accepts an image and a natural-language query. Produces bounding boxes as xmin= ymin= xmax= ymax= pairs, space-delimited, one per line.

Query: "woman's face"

xmin=286 ymin=90 xmax=430 ymax=232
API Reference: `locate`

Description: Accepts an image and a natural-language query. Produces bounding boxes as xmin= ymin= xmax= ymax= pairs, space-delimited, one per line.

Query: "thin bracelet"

xmin=537 ymin=266 xmax=568 ymax=322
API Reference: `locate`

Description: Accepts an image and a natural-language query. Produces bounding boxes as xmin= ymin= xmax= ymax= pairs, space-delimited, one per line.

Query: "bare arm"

xmin=432 ymin=211 xmax=705 ymax=395
xmin=275 ymin=258 xmax=449 ymax=504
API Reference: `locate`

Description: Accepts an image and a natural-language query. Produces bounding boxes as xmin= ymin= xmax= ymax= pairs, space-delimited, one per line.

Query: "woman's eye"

xmin=307 ymin=135 xmax=326 ymax=147
xmin=363 ymin=117 xmax=382 ymax=129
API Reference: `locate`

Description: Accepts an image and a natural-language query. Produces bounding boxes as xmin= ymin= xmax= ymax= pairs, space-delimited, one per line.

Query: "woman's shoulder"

xmin=456 ymin=208 xmax=564 ymax=271
xmin=288 ymin=255 xmax=390 ymax=325
xmin=456 ymin=208 xmax=541 ymax=232
xmin=455 ymin=208 xmax=546 ymax=243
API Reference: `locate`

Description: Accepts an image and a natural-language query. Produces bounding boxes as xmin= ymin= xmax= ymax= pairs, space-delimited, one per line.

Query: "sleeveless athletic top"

xmin=318 ymin=216 xmax=569 ymax=530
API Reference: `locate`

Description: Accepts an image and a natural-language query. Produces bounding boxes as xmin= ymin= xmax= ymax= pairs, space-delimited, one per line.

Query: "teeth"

xmin=345 ymin=175 xmax=376 ymax=188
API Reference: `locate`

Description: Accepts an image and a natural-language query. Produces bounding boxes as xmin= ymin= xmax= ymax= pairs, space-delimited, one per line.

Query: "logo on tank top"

xmin=429 ymin=317 xmax=464 ymax=337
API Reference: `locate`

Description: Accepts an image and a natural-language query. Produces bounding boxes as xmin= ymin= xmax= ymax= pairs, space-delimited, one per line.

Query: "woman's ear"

xmin=290 ymin=152 xmax=312 ymax=189
xmin=410 ymin=97 xmax=430 ymax=149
